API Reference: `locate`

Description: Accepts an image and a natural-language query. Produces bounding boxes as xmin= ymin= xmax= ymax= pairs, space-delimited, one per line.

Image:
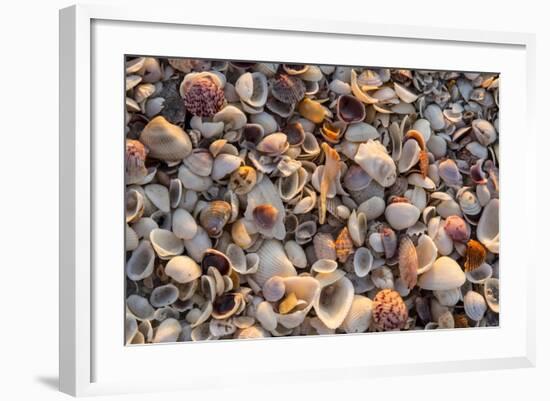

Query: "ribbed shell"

xmin=341 ymin=295 xmax=373 ymax=333
xmin=335 ymin=227 xmax=354 ymax=263
xmin=252 ymin=239 xmax=297 ymax=286
xmin=464 ymin=239 xmax=486 ymax=272
xmin=398 ymin=236 xmax=418 ymax=289
xmin=139 ymin=116 xmax=192 ymax=161
xmin=271 ymin=74 xmax=306 ymax=104
xmin=313 ymin=232 xmax=336 ymax=261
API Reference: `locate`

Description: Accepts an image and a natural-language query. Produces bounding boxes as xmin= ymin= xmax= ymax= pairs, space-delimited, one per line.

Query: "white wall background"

xmin=0 ymin=0 xmax=546 ymax=399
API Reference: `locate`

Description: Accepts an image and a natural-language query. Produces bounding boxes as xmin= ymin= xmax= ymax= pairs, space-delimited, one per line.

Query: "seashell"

xmin=464 ymin=290 xmax=487 ymax=321
xmin=211 ymin=154 xmax=242 ymax=181
xmin=336 ymin=95 xmax=366 ymax=123
xmin=427 ymin=135 xmax=447 ymax=159
xmin=438 ymin=311 xmax=455 ymax=329
xmin=484 ymin=278 xmax=499 ymax=313
xmin=312 ymin=259 xmax=338 ymax=273
xmin=266 ymin=97 xmax=294 ymax=117
xmin=212 ymin=293 xmax=244 ymax=320
xmin=127 ymin=294 xmax=155 ymax=321
xmin=150 ymin=229 xmax=184 ymax=260
xmin=457 ymin=187 xmax=482 ymax=216
xmin=418 ymin=256 xmax=466 ymax=290
xmin=320 ymin=120 xmax=345 ymax=144
xmin=256 ymin=133 xmax=289 ymax=156
xmin=165 ymin=255 xmax=201 ymax=284
xmin=313 ymin=232 xmax=336 ymax=260
xmin=408 ymin=173 xmax=436 ymax=190
xmin=213 ymin=105 xmax=247 ymax=131
xmin=394 ymin=82 xmax=418 ymax=103
xmin=384 ymin=202 xmax=420 ymax=230
xmin=126 ymin=224 xmax=139 ymax=251
xmin=125 ymin=139 xmax=149 ymax=184
xmin=437 ymin=200 xmax=462 ymax=219
xmin=283 ymin=64 xmax=309 ymax=75
xmin=297 ymin=98 xmax=328 ymax=124
xmin=223 ymin=243 xmax=245 ymax=274
xmin=229 ymin=166 xmax=257 ymax=195
xmin=201 ymin=249 xmax=232 ymax=276
xmin=329 ymin=79 xmax=351 ymax=95
xmin=152 ymin=318 xmax=182 ymax=343
xmin=241 ymin=123 xmax=265 ymax=147
xmin=438 ymin=159 xmax=463 ymax=187
xmin=380 ymin=226 xmax=398 ymax=259
xmin=284 ymin=240 xmax=308 ymax=268
xmin=271 ymin=74 xmax=306 ymax=104
xmin=171 ymin=208 xmax=197 ymax=240
xmin=144 ymin=184 xmax=170 ymax=213
xmin=424 ymin=104 xmax=445 ymax=130
xmin=199 ymin=200 xmax=232 ymax=237
xmin=472 ymin=119 xmax=497 ymax=146
xmin=252 ymin=204 xmax=279 ymax=231
xmin=250 ymin=112 xmax=278 ymax=135
xmin=183 ymin=226 xmax=212 ymax=262
xmin=126 ymin=189 xmax=144 ymax=223
xmin=353 ymin=247 xmax=373 ymax=277
xmin=263 ymin=276 xmax=286 ymax=302
xmin=190 ymin=116 xmax=225 ymax=139
xmin=354 ymin=140 xmax=397 ymax=187
xmin=126 ymin=240 xmax=156 ymax=281
xmin=314 ymin=273 xmax=354 ymax=329
xmin=139 ymin=116 xmax=192 ymax=161
xmin=183 ymin=149 xmax=213 ymax=177
xmin=236 ymin=325 xmax=270 ymax=339
xmin=252 ymin=239 xmax=297 ymax=286
xmin=341 ymin=295 xmax=373 ymax=333
xmin=357 ymin=197 xmax=385 ymax=220
xmin=335 ymin=227 xmax=354 ymax=263
xmin=345 ymin=122 xmax=379 ymax=143
xmin=168 ymin=179 xmax=183 ymax=210
xmin=235 ymin=72 xmax=268 ymax=108
xmin=350 ymin=69 xmax=379 ymax=104
xmin=466 ymin=262 xmax=493 ymax=284
xmin=477 ymin=184 xmax=491 ymax=207
xmin=464 ymin=239 xmax=487 ymax=272
xmin=278 ymin=292 xmax=299 ymax=314
xmin=412 ymin=118 xmax=432 ymax=142
xmin=416 ymin=234 xmax=437 ymax=274
xmin=372 ymin=289 xmax=408 ymax=331
xmin=477 ymin=199 xmax=499 ymax=253
xmin=150 ymin=283 xmax=179 ymax=308
xmin=244 ymin=176 xmax=286 ymax=240
xmin=276 ymin=276 xmax=320 ymax=328
xmin=256 ymin=301 xmax=278 ymax=331
xmin=209 ymin=319 xmax=236 ymax=337
xmin=433 ymin=288 xmax=461 ymax=307
xmin=178 ymin=165 xmax=213 ymax=192
xmin=398 ymin=236 xmax=418 ymax=289
xmin=443 ymin=215 xmax=471 ymax=242
xmin=398 ymin=139 xmax=421 ymax=173
xmin=428 ymin=217 xmax=454 ymax=255
xmin=343 ymin=164 xmax=373 ymax=191
xmin=371 ymin=266 xmax=394 ymax=289
xmin=470 ymin=159 xmax=488 ymax=185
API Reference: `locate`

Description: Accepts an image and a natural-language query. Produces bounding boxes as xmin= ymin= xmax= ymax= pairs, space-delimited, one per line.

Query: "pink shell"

xmin=184 ymin=77 xmax=225 ymax=117
xmin=443 ymin=215 xmax=471 ymax=242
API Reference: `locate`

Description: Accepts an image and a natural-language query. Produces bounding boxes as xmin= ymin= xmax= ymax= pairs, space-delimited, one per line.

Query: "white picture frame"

xmin=59 ymin=3 xmax=536 ymax=397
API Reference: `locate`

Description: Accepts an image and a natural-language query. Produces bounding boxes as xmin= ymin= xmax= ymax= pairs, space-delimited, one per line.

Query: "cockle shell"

xmin=398 ymin=236 xmax=418 ymax=289
xmin=372 ymin=289 xmax=408 ymax=331
xmin=165 ymin=255 xmax=201 ymax=284
xmin=418 ymin=256 xmax=466 ymax=290
xmin=252 ymin=239 xmax=297 ymax=286
xmin=314 ymin=273 xmax=354 ymax=329
xmin=139 ymin=116 xmax=192 ymax=161
xmin=271 ymin=74 xmax=306 ymax=104
xmin=336 ymin=95 xmax=366 ymax=123
xmin=354 ymin=140 xmax=397 ymax=187
xmin=464 ymin=239 xmax=487 ymax=272
xmin=150 ymin=229 xmax=184 ymax=260
xmin=464 ymin=290 xmax=487 ymax=321
xmin=212 ymin=293 xmax=244 ymax=320
xmin=477 ymin=199 xmax=499 ymax=253
xmin=385 ymin=202 xmax=420 ymax=230
xmin=183 ymin=149 xmax=214 ymax=177
xmin=341 ymin=295 xmax=373 ymax=333
xmin=457 ymin=188 xmax=482 ymax=216
xmin=199 ymin=200 xmax=232 ymax=237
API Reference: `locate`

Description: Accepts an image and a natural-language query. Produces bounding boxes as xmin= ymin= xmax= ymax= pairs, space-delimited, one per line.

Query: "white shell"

xmin=284 ymin=240 xmax=307 ymax=268
xmin=416 ymin=234 xmax=438 ymax=274
xmin=344 ymin=122 xmax=379 ymax=142
xmin=418 ymin=256 xmax=466 ymax=290
xmin=314 ymin=273 xmax=354 ymax=329
xmin=353 ymin=140 xmax=397 ymax=187
xmin=244 ymin=176 xmax=286 ymax=240
xmin=153 ymin=318 xmax=182 ymax=343
xmin=312 ymin=259 xmax=338 ymax=273
xmin=398 ymin=139 xmax=421 ymax=173
xmin=126 ymin=240 xmax=155 ymax=281
xmin=172 ymin=208 xmax=198 ymax=240
xmin=477 ymin=199 xmax=499 ymax=253
xmin=150 ymin=229 xmax=184 ymax=260
xmin=464 ymin=290 xmax=487 ymax=321
xmin=255 ymin=301 xmax=277 ymax=331
xmin=353 ymin=247 xmax=373 ymax=277
xmin=252 ymin=239 xmax=297 ymax=286
xmin=412 ymin=118 xmax=432 ymax=142
xmin=165 ymin=255 xmax=201 ymax=284
xmin=126 ymin=224 xmax=139 ymax=251
xmin=433 ymin=288 xmax=461 ymax=306
xmin=183 ymin=226 xmax=212 ymax=262
xmin=235 ymin=72 xmax=268 ymax=108
xmin=131 ymin=217 xmax=158 ymax=240
xmin=357 ymin=197 xmax=385 ymax=220
xmin=126 ymin=295 xmax=155 ymax=320
xmin=341 ymin=295 xmax=373 ymax=333
xmin=348 ymin=210 xmax=367 ymax=246
xmin=466 ymin=262 xmax=493 ymax=284
xmin=150 ymin=284 xmax=179 ymax=307
xmin=384 ymin=202 xmax=420 ymax=230
xmin=276 ymin=276 xmax=320 ymax=328
xmin=211 ymin=154 xmax=242 ymax=181
xmin=371 ymin=266 xmax=394 ymax=289
xmin=178 ymin=165 xmax=213 ymax=192
xmin=144 ymin=184 xmax=171 ymax=213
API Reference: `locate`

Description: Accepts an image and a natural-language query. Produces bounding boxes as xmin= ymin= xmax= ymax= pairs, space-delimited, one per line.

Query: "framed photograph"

xmin=59 ymin=3 xmax=536 ymax=396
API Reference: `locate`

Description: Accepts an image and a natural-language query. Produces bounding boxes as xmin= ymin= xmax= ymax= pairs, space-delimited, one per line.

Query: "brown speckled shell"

xmin=398 ymin=236 xmax=418 ymax=289
xmin=372 ymin=289 xmax=408 ymax=331
xmin=183 ymin=77 xmax=225 ymax=117
xmin=335 ymin=227 xmax=354 ymax=263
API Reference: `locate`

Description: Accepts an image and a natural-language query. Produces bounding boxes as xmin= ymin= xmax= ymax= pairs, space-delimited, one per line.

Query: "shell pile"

xmin=124 ymin=57 xmax=500 ymax=344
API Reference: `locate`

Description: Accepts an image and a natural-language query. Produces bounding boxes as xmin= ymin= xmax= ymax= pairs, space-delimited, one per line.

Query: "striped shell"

xmin=271 ymin=74 xmax=306 ymax=104
xmin=335 ymin=227 xmax=354 ymax=263
xmin=398 ymin=236 xmax=418 ymax=289
xmin=464 ymin=239 xmax=486 ymax=272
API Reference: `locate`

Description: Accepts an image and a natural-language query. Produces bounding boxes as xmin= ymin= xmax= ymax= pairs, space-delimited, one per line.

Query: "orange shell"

xmin=419 ymin=150 xmax=429 ymax=178
xmin=454 ymin=313 xmax=470 ymax=328
xmin=335 ymin=227 xmax=354 ymax=263
xmin=404 ymin=129 xmax=426 ymax=150
xmin=464 ymin=239 xmax=486 ymax=272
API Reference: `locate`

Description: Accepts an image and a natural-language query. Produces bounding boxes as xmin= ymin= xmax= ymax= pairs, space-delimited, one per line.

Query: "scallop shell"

xmin=354 ymin=140 xmax=397 ymax=187
xmin=464 ymin=290 xmax=487 ymax=321
xmin=341 ymin=295 xmax=373 ymax=333
xmin=477 ymin=199 xmax=499 ymax=253
xmin=418 ymin=256 xmax=466 ymax=291
xmin=139 ymin=116 xmax=192 ymax=161
xmin=126 ymin=240 xmax=155 ymax=281
xmin=251 ymin=239 xmax=297 ymax=286
xmin=314 ymin=273 xmax=354 ymax=329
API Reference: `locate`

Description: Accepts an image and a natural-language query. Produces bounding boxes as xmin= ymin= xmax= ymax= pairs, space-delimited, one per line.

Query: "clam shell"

xmin=251 ymin=239 xmax=297 ymax=286
xmin=262 ymin=276 xmax=286 ymax=302
xmin=183 ymin=149 xmax=213 ymax=177
xmin=199 ymin=200 xmax=232 ymax=237
xmin=314 ymin=274 xmax=354 ymax=329
xmin=235 ymin=72 xmax=268 ymax=108
xmin=466 ymin=262 xmax=493 ymax=284
xmin=284 ymin=240 xmax=307 ymax=268
xmin=165 ymin=255 xmax=201 ymax=284
xmin=212 ymin=154 xmax=243 ymax=181
xmin=250 ymin=112 xmax=278 ymax=135
xmin=153 ymin=318 xmax=182 ymax=343
xmin=126 ymin=189 xmax=144 ymax=223
xmin=178 ymin=165 xmax=213 ymax=192
xmin=458 ymin=188 xmax=482 ymax=216
xmin=144 ymin=184 xmax=170 ymax=213
xmin=341 ymin=295 xmax=373 ymax=333
xmin=484 ymin=278 xmax=499 ymax=313
xmin=354 ymin=140 xmax=397 ymax=187
xmin=418 ymin=256 xmax=466 ymax=291
xmin=357 ymin=197 xmax=385 ymax=220
xmin=477 ymin=199 xmax=499 ymax=253
xmin=472 ymin=119 xmax=497 ymax=146
xmin=348 ymin=210 xmax=367 ymax=246
xmin=312 ymin=259 xmax=338 ymax=273
xmin=415 ymin=234 xmax=437 ymax=274
xmin=384 ymin=202 xmax=420 ymax=230
xmin=313 ymin=232 xmax=336 ymax=261
xmin=244 ymin=176 xmax=286 ymax=240
xmin=424 ymin=104 xmax=445 ymax=130
xmin=126 ymin=240 xmax=155 ymax=281
xmin=139 ymin=116 xmax=192 ymax=161
xmin=213 ymin=105 xmax=247 ymax=131
xmin=371 ymin=266 xmax=394 ymax=289
xmin=433 ymin=288 xmax=461 ymax=307
xmin=398 ymin=139 xmax=421 ymax=173
xmin=353 ymin=247 xmax=373 ymax=277
xmin=256 ymin=301 xmax=278 ymax=331
xmin=464 ymin=290 xmax=487 ymax=321
xmin=150 ymin=228 xmax=184 ymax=259
xmin=127 ymin=294 xmax=155 ymax=321
xmin=150 ymin=284 xmax=179 ymax=307
xmin=126 ymin=224 xmax=139 ymax=251
xmin=276 ymin=276 xmax=320 ymax=328
xmin=183 ymin=226 xmax=212 ymax=262
xmin=125 ymin=316 xmax=138 ymax=344
xmin=172 ymin=208 xmax=197 ymax=240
